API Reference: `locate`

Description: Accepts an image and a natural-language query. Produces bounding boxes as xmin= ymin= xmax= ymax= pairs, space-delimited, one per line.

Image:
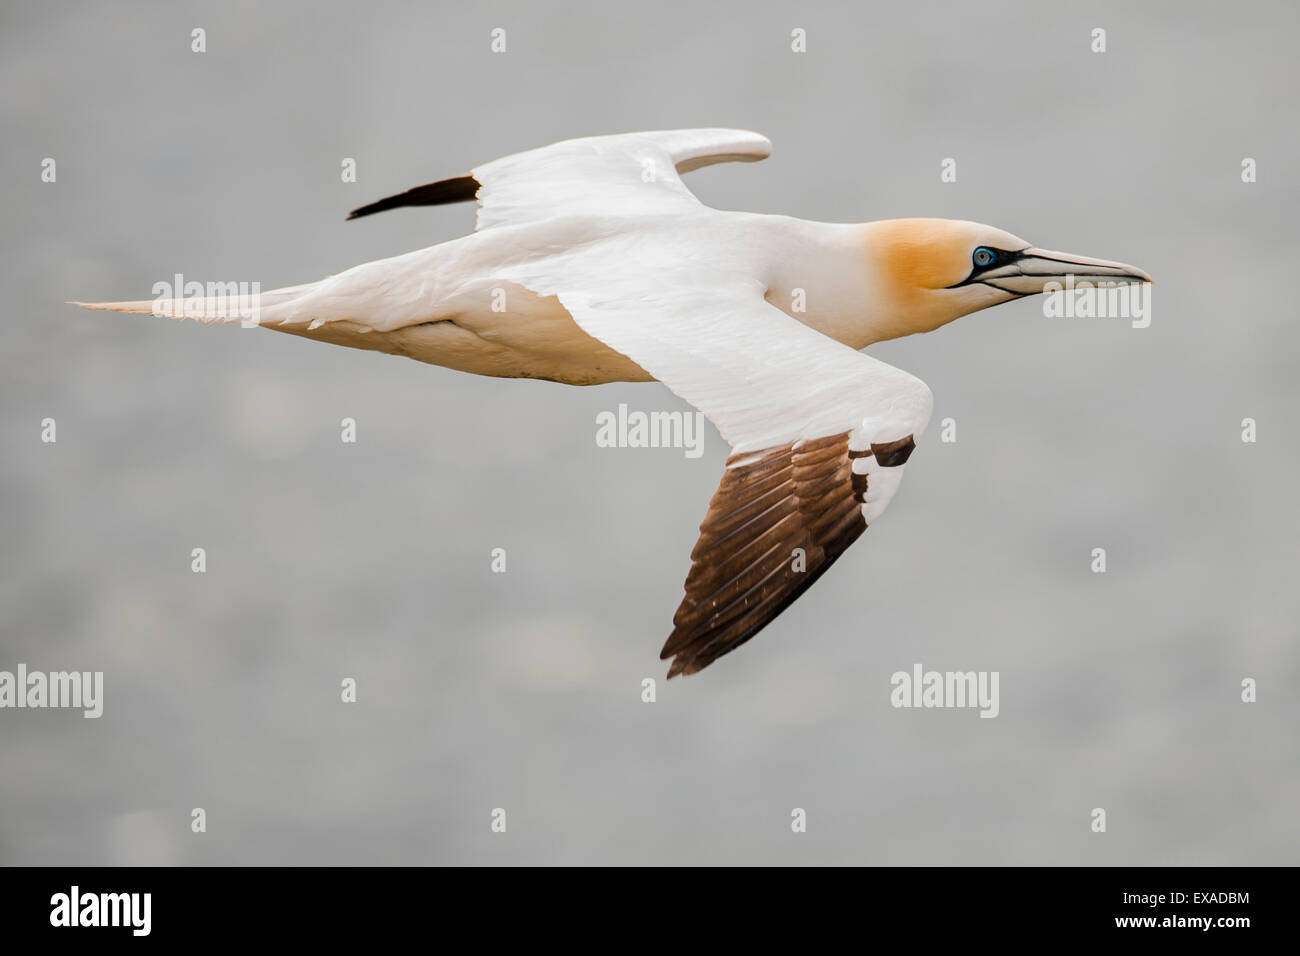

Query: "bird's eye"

xmin=973 ymin=247 xmax=996 ymax=268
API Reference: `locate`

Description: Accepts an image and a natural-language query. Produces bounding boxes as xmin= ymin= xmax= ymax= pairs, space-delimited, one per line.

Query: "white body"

xmin=271 ymin=210 xmax=879 ymax=386
xmin=74 ymin=129 xmax=1150 ymax=676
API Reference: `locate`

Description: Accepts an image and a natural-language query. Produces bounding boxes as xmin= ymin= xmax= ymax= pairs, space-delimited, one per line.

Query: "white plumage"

xmin=73 ymin=128 xmax=1151 ymax=676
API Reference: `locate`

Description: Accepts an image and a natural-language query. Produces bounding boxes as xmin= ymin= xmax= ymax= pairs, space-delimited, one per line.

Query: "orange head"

xmin=861 ymin=218 xmax=1152 ymax=341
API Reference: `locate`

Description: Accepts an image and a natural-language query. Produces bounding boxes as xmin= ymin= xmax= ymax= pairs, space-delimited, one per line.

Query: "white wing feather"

xmin=471 ymin=128 xmax=771 ymax=230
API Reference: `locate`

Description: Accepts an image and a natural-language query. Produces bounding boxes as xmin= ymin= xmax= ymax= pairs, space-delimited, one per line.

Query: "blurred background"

xmin=1 ymin=0 xmax=1297 ymax=865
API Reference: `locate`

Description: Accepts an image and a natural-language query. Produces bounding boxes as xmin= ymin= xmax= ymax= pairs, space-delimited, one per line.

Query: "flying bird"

xmin=74 ymin=129 xmax=1152 ymax=677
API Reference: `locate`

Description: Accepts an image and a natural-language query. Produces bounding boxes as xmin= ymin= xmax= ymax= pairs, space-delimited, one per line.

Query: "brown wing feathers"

xmin=661 ymin=432 xmax=871 ymax=678
xmin=346 ymin=175 xmax=480 ymax=221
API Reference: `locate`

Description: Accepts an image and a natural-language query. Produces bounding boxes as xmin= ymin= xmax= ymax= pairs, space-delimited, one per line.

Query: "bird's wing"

xmin=525 ymin=275 xmax=933 ymax=677
xmin=346 ymin=128 xmax=772 ymax=228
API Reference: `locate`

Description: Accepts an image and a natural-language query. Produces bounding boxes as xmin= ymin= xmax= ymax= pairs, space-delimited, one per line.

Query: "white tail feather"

xmin=69 ymin=283 xmax=323 ymax=326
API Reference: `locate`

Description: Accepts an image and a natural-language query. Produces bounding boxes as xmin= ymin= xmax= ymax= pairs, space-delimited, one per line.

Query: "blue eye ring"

xmin=973 ymin=247 xmax=996 ymax=268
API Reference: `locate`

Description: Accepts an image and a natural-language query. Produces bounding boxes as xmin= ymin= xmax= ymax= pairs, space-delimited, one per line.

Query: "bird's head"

xmin=861 ymin=218 xmax=1153 ymax=340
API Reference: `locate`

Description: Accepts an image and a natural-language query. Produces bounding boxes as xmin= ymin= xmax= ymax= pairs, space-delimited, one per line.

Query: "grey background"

xmin=2 ymin=0 xmax=1296 ymax=865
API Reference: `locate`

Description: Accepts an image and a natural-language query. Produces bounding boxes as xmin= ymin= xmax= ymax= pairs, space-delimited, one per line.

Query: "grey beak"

xmin=984 ymin=247 xmax=1153 ymax=295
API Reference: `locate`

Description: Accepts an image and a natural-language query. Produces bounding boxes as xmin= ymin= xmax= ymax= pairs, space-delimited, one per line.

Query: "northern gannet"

xmin=75 ymin=129 xmax=1152 ymax=677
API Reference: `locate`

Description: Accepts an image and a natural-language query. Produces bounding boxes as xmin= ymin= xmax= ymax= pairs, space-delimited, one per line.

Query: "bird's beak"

xmin=981 ymin=248 xmax=1154 ymax=296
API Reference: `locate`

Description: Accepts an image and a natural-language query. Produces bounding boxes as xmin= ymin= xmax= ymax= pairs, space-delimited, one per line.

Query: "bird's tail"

xmin=69 ymin=281 xmax=321 ymax=327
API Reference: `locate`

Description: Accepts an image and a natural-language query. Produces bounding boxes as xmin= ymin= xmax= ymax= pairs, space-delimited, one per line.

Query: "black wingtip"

xmin=345 ymin=174 xmax=480 ymax=222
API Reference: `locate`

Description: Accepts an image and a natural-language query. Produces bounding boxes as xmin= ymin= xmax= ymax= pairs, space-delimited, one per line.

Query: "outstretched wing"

xmin=662 ymin=430 xmax=921 ymax=676
xmin=501 ymin=270 xmax=933 ymax=676
xmin=346 ymin=128 xmax=772 ymax=228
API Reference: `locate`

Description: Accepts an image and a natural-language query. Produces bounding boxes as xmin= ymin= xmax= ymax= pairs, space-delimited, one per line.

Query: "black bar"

xmin=0 ymin=866 xmax=1272 ymax=942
